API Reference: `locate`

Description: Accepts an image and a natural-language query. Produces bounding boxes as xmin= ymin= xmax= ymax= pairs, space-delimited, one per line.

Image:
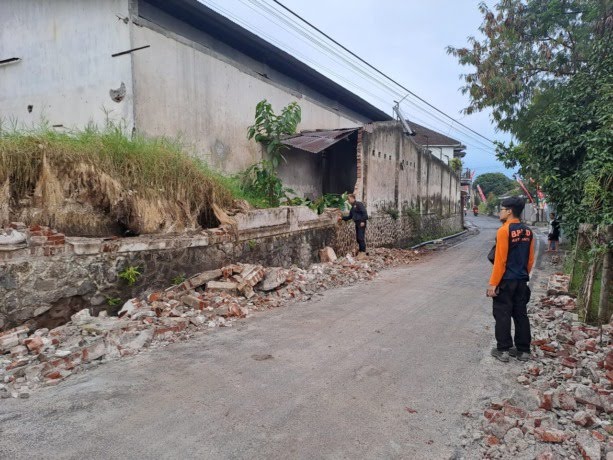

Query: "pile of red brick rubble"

xmin=469 ymin=274 xmax=612 ymax=460
xmin=0 ymin=247 xmax=423 ymax=399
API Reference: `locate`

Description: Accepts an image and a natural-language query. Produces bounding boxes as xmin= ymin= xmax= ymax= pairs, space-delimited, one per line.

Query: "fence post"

xmin=598 ymin=225 xmax=613 ymax=325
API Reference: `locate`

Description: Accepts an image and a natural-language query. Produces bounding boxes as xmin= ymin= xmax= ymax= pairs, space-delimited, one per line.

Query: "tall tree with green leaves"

xmin=448 ymin=0 xmax=612 ymax=237
xmin=473 ymin=172 xmax=515 ymax=197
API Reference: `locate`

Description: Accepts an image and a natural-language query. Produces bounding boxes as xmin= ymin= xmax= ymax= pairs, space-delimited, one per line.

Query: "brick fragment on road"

xmin=186 ymin=269 xmax=223 ymax=289
xmin=534 ymin=428 xmax=568 ymax=443
xmin=206 ymin=280 xmax=239 ymax=294
xmin=257 ymin=267 xmax=289 ymax=291
xmin=319 ymin=246 xmax=337 ymax=263
xmin=181 ymin=294 xmax=207 ymax=310
xmin=576 ymin=432 xmax=602 ymax=460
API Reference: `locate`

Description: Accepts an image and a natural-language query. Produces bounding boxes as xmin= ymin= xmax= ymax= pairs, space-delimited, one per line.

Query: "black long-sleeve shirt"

xmin=342 ymin=201 xmax=368 ymax=224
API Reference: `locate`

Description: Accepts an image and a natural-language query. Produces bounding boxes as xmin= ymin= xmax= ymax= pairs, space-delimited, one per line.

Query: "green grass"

xmin=0 ymin=122 xmax=235 ymax=210
xmin=0 ymin=122 xmax=277 ymax=233
xmin=210 ymin=171 xmax=269 ymax=209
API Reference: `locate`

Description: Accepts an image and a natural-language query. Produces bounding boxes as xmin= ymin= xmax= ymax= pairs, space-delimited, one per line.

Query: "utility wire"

xmin=254 ymin=0 xmax=498 ymax=151
xmin=203 ymin=0 xmax=500 ymax=158
xmin=243 ymin=0 xmax=498 ymax=152
xmin=269 ymin=0 xmax=496 ymax=145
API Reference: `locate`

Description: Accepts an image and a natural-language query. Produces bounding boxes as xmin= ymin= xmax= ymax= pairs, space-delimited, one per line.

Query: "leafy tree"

xmin=499 ymin=39 xmax=612 ymax=236
xmin=244 ymin=100 xmax=302 ymax=207
xmin=449 ymin=0 xmax=612 ymax=238
xmin=247 ymin=99 xmax=301 ymax=169
xmin=485 ymin=192 xmax=498 ymax=214
xmin=447 ymin=0 xmax=609 ymax=132
xmin=473 ymin=172 xmax=514 ymax=197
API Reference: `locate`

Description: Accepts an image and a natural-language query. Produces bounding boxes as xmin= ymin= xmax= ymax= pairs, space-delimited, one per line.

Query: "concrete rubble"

xmin=462 ymin=273 xmax=613 ymax=460
xmin=0 ymin=247 xmax=424 ymax=399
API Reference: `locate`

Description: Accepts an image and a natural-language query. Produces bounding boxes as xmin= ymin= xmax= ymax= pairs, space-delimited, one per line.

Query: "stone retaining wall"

xmin=334 ymin=212 xmax=463 ymax=256
xmin=0 ymin=207 xmax=337 ymax=331
xmin=0 ymin=207 xmax=462 ymax=331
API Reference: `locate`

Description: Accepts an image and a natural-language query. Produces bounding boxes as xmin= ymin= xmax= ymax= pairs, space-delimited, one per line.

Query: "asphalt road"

xmin=0 ymin=216 xmax=545 ymax=460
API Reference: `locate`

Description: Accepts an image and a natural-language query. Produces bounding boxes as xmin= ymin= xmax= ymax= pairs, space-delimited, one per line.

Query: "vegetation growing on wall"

xmin=247 ymin=99 xmax=302 ymax=169
xmin=244 ymin=100 xmax=303 ymax=207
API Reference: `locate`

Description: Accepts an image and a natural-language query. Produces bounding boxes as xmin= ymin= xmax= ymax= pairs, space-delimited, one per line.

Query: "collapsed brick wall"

xmin=0 ymin=207 xmax=462 ymax=331
xmin=0 ymin=210 xmax=337 ymax=332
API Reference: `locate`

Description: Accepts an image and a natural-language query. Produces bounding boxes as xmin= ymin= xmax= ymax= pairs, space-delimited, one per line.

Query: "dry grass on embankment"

xmin=0 ymin=126 xmax=236 ymax=236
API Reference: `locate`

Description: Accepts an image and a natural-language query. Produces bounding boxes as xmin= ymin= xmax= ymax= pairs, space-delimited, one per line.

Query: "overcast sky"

xmin=200 ymin=0 xmax=511 ymax=177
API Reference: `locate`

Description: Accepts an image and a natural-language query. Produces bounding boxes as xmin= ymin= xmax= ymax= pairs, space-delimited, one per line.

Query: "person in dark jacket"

xmin=341 ymin=194 xmax=368 ymax=256
xmin=487 ymin=196 xmax=535 ymax=363
xmin=547 ymin=213 xmax=561 ymax=252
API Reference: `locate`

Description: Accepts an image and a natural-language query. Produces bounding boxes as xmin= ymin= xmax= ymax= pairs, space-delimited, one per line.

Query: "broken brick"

xmin=186 ymin=269 xmax=223 ymax=289
xmin=576 ymin=432 xmax=601 ymax=460
xmin=181 ymin=294 xmax=207 ymax=310
xmin=206 ymin=280 xmax=239 ymax=294
xmin=23 ymin=336 xmax=44 ymax=354
xmin=503 ymin=404 xmax=528 ymax=419
xmin=534 ymin=428 xmax=568 ymax=443
xmin=319 ymin=246 xmax=337 ymax=263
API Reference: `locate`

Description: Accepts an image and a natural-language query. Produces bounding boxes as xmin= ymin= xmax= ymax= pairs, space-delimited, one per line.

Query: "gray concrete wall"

xmin=276 ymin=149 xmax=323 ymax=200
xmin=129 ymin=12 xmax=364 ymax=173
xmin=0 ymin=0 xmax=134 ymax=130
xmin=360 ymin=122 xmax=462 ymax=218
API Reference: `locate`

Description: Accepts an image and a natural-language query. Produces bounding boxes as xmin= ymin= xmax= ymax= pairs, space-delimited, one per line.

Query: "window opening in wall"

xmin=378 ymin=152 xmax=381 ymax=158
xmin=27 ymin=105 xmax=33 ymax=113
xmin=372 ymin=150 xmax=375 ymax=157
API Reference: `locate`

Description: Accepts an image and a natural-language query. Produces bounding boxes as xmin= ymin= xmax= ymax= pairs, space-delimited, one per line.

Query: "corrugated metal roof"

xmin=281 ymin=128 xmax=358 ymax=154
xmin=408 ymin=121 xmax=465 ymax=148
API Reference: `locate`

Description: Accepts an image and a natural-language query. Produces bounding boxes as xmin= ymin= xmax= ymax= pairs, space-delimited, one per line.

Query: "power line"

xmin=202 ymin=0 xmax=501 ymax=159
xmin=240 ymin=0 xmax=498 ymax=153
xmin=269 ymin=0 xmax=496 ymax=145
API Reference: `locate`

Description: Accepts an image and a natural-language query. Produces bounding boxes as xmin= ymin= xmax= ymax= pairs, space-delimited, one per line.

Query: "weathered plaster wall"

xmin=360 ymin=122 xmax=461 ymax=218
xmin=277 ymin=149 xmax=323 ymax=200
xmin=0 ymin=0 xmax=134 ymax=130
xmin=130 ymin=16 xmax=363 ymax=173
xmin=1 ymin=202 xmax=462 ymax=331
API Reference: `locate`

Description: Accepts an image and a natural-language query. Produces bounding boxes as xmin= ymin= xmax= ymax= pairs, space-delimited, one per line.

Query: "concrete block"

xmin=187 ymin=269 xmax=222 ymax=289
xmin=206 ymin=281 xmax=238 ymax=294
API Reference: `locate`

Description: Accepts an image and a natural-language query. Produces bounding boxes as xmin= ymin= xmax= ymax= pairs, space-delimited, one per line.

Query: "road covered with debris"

xmin=3 ymin=216 xmax=606 ymax=459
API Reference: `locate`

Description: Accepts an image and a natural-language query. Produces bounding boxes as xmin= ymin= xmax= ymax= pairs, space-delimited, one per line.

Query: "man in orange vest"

xmin=487 ymin=197 xmax=535 ymax=363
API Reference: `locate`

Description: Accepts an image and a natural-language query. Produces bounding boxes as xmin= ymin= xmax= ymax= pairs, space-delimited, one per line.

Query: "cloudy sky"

xmin=200 ymin=0 xmax=512 ymax=177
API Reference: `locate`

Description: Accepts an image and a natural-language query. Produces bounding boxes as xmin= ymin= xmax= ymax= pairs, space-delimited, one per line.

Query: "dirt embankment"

xmin=0 ymin=131 xmax=237 ymax=236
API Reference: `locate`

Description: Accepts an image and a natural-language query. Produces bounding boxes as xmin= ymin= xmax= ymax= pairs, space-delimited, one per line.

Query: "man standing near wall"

xmin=341 ymin=194 xmax=368 ymax=259
xmin=487 ymin=197 xmax=535 ymax=363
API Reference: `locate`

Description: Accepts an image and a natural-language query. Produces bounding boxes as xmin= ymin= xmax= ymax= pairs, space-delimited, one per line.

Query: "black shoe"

xmin=491 ymin=348 xmax=510 ymax=363
xmin=509 ymin=347 xmax=530 ymax=362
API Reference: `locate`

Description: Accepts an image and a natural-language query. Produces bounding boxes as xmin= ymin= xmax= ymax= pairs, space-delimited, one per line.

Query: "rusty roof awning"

xmin=281 ymin=128 xmax=358 ymax=154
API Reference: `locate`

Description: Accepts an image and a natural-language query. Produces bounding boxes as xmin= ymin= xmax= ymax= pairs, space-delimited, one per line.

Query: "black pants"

xmin=492 ymin=279 xmax=531 ymax=352
xmin=355 ymin=223 xmax=366 ymax=252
